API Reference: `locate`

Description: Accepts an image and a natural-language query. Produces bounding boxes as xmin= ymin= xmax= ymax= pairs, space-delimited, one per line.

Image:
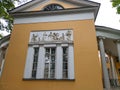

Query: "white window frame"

xmin=24 ymin=30 xmax=74 ymax=80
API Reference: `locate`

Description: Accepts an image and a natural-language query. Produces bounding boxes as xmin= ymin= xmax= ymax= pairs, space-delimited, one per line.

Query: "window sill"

xmin=23 ymin=78 xmax=75 ymax=81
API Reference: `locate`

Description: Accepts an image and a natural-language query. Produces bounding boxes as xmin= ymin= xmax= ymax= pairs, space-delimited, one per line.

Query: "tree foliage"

xmin=0 ymin=0 xmax=29 ymax=32
xmin=0 ymin=0 xmax=18 ymax=32
xmin=111 ymin=0 xmax=120 ymax=14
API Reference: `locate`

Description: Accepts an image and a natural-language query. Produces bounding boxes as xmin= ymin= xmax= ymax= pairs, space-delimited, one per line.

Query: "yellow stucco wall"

xmin=115 ymin=62 xmax=120 ymax=82
xmin=25 ymin=0 xmax=80 ymax=11
xmin=0 ymin=20 xmax=103 ymax=90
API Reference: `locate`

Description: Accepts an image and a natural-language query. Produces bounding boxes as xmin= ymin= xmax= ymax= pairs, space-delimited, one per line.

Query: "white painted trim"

xmin=55 ymin=44 xmax=63 ymax=79
xmin=96 ymin=31 xmax=120 ymax=40
xmin=33 ymin=45 xmax=39 ymax=47
xmin=61 ymin=44 xmax=68 ymax=47
xmin=68 ymin=44 xmax=74 ymax=79
xmin=44 ymin=44 xmax=56 ymax=47
xmin=24 ymin=46 xmax=34 ymax=79
xmin=14 ymin=12 xmax=94 ymax=24
xmin=36 ymin=45 xmax=45 ymax=79
xmin=0 ymin=59 xmax=5 ymax=77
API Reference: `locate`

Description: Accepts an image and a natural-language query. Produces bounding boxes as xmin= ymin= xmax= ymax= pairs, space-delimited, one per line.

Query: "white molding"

xmin=96 ymin=26 xmax=120 ymax=39
xmin=55 ymin=44 xmax=63 ymax=79
xmin=24 ymin=46 xmax=34 ymax=79
xmin=61 ymin=44 xmax=68 ymax=47
xmin=44 ymin=44 xmax=56 ymax=47
xmin=0 ymin=59 xmax=5 ymax=77
xmin=14 ymin=12 xmax=94 ymax=24
xmin=68 ymin=44 xmax=74 ymax=79
xmin=36 ymin=45 xmax=45 ymax=79
xmin=96 ymin=31 xmax=120 ymax=39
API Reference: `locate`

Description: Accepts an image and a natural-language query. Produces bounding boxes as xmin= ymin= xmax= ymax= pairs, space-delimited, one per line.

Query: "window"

xmin=44 ymin=48 xmax=56 ymax=79
xmin=63 ymin=47 xmax=68 ymax=79
xmin=24 ymin=30 xmax=74 ymax=80
xmin=31 ymin=47 xmax=39 ymax=78
xmin=43 ymin=4 xmax=64 ymax=11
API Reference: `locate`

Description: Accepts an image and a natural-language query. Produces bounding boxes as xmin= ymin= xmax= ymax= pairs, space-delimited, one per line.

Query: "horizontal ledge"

xmin=23 ymin=78 xmax=75 ymax=81
xmin=28 ymin=41 xmax=74 ymax=46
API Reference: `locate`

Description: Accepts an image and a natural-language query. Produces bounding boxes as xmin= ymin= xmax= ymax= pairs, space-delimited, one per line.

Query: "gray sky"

xmin=91 ymin=0 xmax=120 ymax=29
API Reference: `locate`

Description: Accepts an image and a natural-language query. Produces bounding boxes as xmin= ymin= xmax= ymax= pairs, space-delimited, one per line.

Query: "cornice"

xmin=10 ymin=6 xmax=97 ymax=19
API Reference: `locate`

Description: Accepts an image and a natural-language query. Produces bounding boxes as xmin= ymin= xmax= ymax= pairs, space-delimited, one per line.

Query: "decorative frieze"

xmin=29 ymin=30 xmax=73 ymax=44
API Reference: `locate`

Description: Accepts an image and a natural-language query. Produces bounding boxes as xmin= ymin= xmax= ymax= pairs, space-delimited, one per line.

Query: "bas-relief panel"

xmin=29 ymin=30 xmax=73 ymax=43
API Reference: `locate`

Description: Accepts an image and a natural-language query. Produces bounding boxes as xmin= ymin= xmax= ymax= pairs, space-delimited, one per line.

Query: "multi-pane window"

xmin=63 ymin=47 xmax=68 ymax=79
xmin=44 ymin=48 xmax=56 ymax=79
xmin=43 ymin=4 xmax=64 ymax=11
xmin=24 ymin=30 xmax=74 ymax=80
xmin=32 ymin=47 xmax=39 ymax=78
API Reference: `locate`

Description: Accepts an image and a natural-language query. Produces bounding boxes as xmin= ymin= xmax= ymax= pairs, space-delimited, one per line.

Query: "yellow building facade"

xmin=0 ymin=0 xmax=103 ymax=90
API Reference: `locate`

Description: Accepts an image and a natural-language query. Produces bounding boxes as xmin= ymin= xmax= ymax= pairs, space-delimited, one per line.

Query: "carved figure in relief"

xmin=31 ymin=34 xmax=38 ymax=42
xmin=38 ymin=37 xmax=41 ymax=41
xmin=53 ymin=33 xmax=59 ymax=40
xmin=48 ymin=32 xmax=53 ymax=40
xmin=42 ymin=32 xmax=47 ymax=41
xmin=66 ymin=30 xmax=72 ymax=40
xmin=59 ymin=33 xmax=65 ymax=40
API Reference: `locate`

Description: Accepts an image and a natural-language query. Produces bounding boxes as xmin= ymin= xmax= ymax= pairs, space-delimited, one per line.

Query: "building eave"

xmin=96 ymin=26 xmax=120 ymax=35
xmin=10 ymin=6 xmax=98 ymax=21
xmin=96 ymin=25 xmax=120 ymax=39
xmin=0 ymin=35 xmax=10 ymax=46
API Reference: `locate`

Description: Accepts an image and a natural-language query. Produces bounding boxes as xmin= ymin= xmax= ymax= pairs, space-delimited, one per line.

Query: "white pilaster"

xmin=116 ymin=40 xmax=120 ymax=62
xmin=55 ymin=44 xmax=63 ymax=79
xmin=68 ymin=44 xmax=74 ymax=79
xmin=98 ymin=37 xmax=111 ymax=89
xmin=24 ymin=46 xmax=34 ymax=79
xmin=36 ymin=45 xmax=45 ymax=79
xmin=0 ymin=59 xmax=5 ymax=77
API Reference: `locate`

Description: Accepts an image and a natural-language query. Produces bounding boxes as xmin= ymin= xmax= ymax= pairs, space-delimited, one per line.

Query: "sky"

xmin=0 ymin=0 xmax=120 ymax=36
xmin=91 ymin=0 xmax=120 ymax=29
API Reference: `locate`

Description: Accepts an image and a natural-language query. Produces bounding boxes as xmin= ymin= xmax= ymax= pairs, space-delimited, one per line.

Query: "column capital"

xmin=98 ymin=36 xmax=106 ymax=40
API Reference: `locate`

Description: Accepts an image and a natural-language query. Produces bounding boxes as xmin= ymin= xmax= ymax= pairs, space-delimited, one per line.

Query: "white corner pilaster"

xmin=98 ymin=37 xmax=111 ymax=89
xmin=24 ymin=46 xmax=34 ymax=79
xmin=36 ymin=45 xmax=45 ymax=79
xmin=55 ymin=44 xmax=63 ymax=79
xmin=68 ymin=44 xmax=74 ymax=79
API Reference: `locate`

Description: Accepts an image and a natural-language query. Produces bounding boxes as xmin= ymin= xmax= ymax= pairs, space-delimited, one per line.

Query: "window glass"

xmin=44 ymin=47 xmax=56 ymax=79
xmin=43 ymin=4 xmax=64 ymax=11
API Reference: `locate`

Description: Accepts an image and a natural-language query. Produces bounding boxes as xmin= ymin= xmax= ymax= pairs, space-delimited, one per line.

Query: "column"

xmin=116 ymin=40 xmax=120 ymax=62
xmin=110 ymin=56 xmax=119 ymax=86
xmin=98 ymin=37 xmax=111 ymax=89
xmin=24 ymin=46 xmax=34 ymax=79
xmin=55 ymin=44 xmax=63 ymax=79
xmin=36 ymin=45 xmax=45 ymax=79
xmin=68 ymin=43 xmax=74 ymax=79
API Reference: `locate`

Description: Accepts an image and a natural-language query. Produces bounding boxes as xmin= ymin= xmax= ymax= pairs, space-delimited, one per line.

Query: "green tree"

xmin=0 ymin=0 xmax=18 ymax=32
xmin=111 ymin=0 xmax=120 ymax=14
xmin=0 ymin=0 xmax=29 ymax=32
